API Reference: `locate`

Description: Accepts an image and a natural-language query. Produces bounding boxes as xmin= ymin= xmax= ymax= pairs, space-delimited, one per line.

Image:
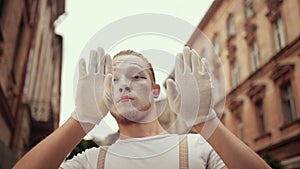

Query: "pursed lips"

xmin=119 ymin=95 xmax=133 ymax=103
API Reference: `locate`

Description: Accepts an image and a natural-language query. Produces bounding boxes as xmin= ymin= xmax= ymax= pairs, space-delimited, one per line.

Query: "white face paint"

xmin=111 ymin=55 xmax=157 ymax=123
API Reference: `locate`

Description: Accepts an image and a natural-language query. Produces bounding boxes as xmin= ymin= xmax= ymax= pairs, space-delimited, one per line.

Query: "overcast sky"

xmin=55 ymin=0 xmax=214 ymax=140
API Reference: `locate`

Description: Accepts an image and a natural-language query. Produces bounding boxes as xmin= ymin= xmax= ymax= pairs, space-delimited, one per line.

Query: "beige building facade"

xmin=187 ymin=0 xmax=300 ymax=168
xmin=0 ymin=0 xmax=64 ymax=168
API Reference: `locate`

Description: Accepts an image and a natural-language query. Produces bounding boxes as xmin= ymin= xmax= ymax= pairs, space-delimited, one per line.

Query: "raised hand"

xmin=167 ymin=46 xmax=216 ymax=127
xmin=72 ymin=47 xmax=113 ymax=125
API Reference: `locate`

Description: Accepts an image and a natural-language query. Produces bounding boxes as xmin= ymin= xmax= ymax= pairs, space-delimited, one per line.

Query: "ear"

xmin=152 ymin=84 xmax=160 ymax=99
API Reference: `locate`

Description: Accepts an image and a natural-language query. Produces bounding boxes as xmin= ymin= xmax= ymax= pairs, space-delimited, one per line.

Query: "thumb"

xmin=166 ymin=79 xmax=179 ymax=101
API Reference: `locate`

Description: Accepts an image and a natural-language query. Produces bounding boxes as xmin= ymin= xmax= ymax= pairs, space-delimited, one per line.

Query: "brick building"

xmin=186 ymin=0 xmax=300 ymax=168
xmin=0 ymin=0 xmax=64 ymax=168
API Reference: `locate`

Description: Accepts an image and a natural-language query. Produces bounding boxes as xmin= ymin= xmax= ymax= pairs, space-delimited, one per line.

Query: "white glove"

xmin=166 ymin=47 xmax=216 ymax=127
xmin=72 ymin=47 xmax=113 ymax=125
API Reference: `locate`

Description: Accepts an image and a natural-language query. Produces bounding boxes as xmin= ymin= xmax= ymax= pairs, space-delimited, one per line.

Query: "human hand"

xmin=72 ymin=47 xmax=113 ymax=125
xmin=166 ymin=46 xmax=216 ymax=127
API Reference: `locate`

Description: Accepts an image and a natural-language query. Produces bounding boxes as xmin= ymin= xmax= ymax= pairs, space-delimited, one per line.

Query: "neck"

xmin=118 ymin=120 xmax=167 ymax=139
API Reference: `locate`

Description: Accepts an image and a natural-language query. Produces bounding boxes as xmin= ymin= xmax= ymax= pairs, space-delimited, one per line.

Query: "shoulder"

xmin=60 ymin=147 xmax=100 ymax=169
xmin=186 ymin=134 xmax=225 ymax=168
xmin=187 ymin=133 xmax=209 ymax=146
xmin=186 ymin=133 xmax=214 ymax=155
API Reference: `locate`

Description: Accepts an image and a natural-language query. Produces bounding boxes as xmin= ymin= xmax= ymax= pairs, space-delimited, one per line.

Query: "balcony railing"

xmin=27 ymin=100 xmax=53 ymax=122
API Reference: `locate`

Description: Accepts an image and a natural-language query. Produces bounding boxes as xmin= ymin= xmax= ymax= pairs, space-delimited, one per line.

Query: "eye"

xmin=133 ymin=75 xmax=146 ymax=80
xmin=113 ymin=77 xmax=119 ymax=82
xmin=133 ymin=75 xmax=141 ymax=80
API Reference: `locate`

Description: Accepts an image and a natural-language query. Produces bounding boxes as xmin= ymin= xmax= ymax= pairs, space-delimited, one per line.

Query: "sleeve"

xmin=206 ymin=147 xmax=226 ymax=169
xmin=60 ymin=147 xmax=99 ymax=169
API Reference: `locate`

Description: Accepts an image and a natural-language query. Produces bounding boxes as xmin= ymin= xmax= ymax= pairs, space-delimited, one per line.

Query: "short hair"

xmin=113 ymin=50 xmax=156 ymax=85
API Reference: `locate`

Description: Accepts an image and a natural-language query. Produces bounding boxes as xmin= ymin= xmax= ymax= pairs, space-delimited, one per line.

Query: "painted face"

xmin=111 ymin=55 xmax=159 ymax=123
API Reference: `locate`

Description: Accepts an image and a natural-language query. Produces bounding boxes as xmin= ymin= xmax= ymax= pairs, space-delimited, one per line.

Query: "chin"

xmin=110 ymin=111 xmax=138 ymax=125
xmin=111 ymin=108 xmax=151 ymax=124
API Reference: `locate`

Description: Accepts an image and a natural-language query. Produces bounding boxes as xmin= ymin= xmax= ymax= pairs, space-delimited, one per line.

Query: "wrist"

xmin=70 ymin=115 xmax=96 ymax=133
xmin=194 ymin=109 xmax=217 ymax=125
xmin=71 ymin=110 xmax=103 ymax=125
xmin=193 ymin=117 xmax=220 ymax=140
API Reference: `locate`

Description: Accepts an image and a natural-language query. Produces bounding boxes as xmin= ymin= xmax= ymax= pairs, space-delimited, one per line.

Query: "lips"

xmin=120 ymin=95 xmax=133 ymax=103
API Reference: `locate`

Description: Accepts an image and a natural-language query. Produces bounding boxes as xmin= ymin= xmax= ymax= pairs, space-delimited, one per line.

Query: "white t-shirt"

xmin=61 ymin=134 xmax=225 ymax=169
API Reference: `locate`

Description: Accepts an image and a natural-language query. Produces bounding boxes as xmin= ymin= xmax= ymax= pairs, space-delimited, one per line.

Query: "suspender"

xmin=179 ymin=135 xmax=189 ymax=169
xmin=97 ymin=146 xmax=108 ymax=169
xmin=97 ymin=135 xmax=189 ymax=169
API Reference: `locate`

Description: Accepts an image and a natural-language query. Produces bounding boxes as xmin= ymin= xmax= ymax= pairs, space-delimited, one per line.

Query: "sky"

xmin=55 ymin=0 xmax=214 ymax=140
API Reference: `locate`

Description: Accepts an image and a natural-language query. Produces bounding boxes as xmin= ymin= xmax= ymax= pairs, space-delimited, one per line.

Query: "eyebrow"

xmin=112 ymin=60 xmax=150 ymax=69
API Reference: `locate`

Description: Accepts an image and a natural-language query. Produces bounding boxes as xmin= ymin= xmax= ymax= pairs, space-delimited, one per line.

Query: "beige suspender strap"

xmin=179 ymin=135 xmax=189 ymax=169
xmin=97 ymin=146 xmax=109 ymax=169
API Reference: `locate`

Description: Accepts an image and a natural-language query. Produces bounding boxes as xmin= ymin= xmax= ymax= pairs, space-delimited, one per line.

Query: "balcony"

xmin=27 ymin=100 xmax=55 ymax=147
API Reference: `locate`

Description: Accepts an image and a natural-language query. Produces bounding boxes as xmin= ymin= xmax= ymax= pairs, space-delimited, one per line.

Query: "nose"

xmin=117 ymin=77 xmax=131 ymax=93
xmin=119 ymin=86 xmax=130 ymax=92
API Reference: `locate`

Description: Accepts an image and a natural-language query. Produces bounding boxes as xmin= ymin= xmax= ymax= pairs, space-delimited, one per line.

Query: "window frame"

xmin=230 ymin=59 xmax=239 ymax=88
xmin=249 ymin=40 xmax=260 ymax=72
xmin=254 ymin=99 xmax=267 ymax=135
xmin=244 ymin=0 xmax=255 ymax=19
xmin=272 ymin=16 xmax=286 ymax=52
xmin=279 ymin=81 xmax=297 ymax=124
xmin=270 ymin=64 xmax=298 ymax=127
xmin=227 ymin=14 xmax=236 ymax=38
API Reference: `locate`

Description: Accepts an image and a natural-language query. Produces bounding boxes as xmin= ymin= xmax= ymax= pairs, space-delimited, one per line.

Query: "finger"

xmin=88 ymin=50 xmax=97 ymax=74
xmin=104 ymin=54 xmax=112 ymax=74
xmin=97 ymin=47 xmax=105 ymax=57
xmin=166 ymin=79 xmax=179 ymax=101
xmin=191 ymin=49 xmax=201 ymax=73
xmin=175 ymin=53 xmax=184 ymax=76
xmin=183 ymin=46 xmax=192 ymax=73
xmin=96 ymin=47 xmax=105 ymax=73
xmin=79 ymin=58 xmax=87 ymax=78
xmin=98 ymin=51 xmax=105 ymax=75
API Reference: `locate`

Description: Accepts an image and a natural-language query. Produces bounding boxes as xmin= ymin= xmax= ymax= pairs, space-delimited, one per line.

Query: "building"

xmin=0 ymin=0 xmax=64 ymax=168
xmin=187 ymin=0 xmax=300 ymax=168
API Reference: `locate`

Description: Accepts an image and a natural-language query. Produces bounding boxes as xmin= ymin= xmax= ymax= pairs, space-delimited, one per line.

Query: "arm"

xmin=194 ymin=118 xmax=271 ymax=169
xmin=167 ymin=47 xmax=271 ymax=169
xmin=14 ymin=47 xmax=112 ymax=169
xmin=13 ymin=118 xmax=93 ymax=169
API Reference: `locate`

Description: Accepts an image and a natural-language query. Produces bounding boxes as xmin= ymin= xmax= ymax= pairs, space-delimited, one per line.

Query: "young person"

xmin=13 ymin=47 xmax=271 ymax=169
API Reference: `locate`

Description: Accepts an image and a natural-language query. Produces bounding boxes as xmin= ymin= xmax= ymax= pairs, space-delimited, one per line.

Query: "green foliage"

xmin=261 ymin=153 xmax=282 ymax=169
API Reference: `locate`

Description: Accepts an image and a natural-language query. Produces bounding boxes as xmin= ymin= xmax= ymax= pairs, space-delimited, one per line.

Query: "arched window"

xmin=227 ymin=15 xmax=235 ymax=37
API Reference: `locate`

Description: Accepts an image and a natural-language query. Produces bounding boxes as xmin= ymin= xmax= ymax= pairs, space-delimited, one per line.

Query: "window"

xmin=23 ymin=48 xmax=34 ymax=95
xmin=231 ymin=60 xmax=239 ymax=88
xmin=273 ymin=16 xmax=286 ymax=51
xmin=213 ymin=34 xmax=220 ymax=55
xmin=237 ymin=116 xmax=244 ymax=140
xmin=228 ymin=99 xmax=244 ymax=141
xmin=244 ymin=0 xmax=255 ymax=18
xmin=247 ymin=84 xmax=268 ymax=138
xmin=270 ymin=64 xmax=296 ymax=126
xmin=227 ymin=15 xmax=235 ymax=37
xmin=255 ymin=99 xmax=266 ymax=134
xmin=280 ymin=82 xmax=296 ymax=124
xmin=250 ymin=40 xmax=260 ymax=71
